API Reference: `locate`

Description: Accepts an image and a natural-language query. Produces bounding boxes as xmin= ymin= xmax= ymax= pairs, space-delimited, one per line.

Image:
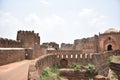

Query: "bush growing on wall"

xmin=70 ymin=63 xmax=82 ymax=70
xmin=86 ymin=63 xmax=95 ymax=73
xmin=41 ymin=67 xmax=61 ymax=80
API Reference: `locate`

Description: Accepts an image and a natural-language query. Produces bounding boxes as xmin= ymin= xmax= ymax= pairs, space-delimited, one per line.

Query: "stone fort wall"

xmin=28 ymin=54 xmax=56 ymax=80
xmin=74 ymin=36 xmax=98 ymax=53
xmin=61 ymin=30 xmax=120 ymax=53
xmin=47 ymin=50 xmax=119 ymax=66
xmin=28 ymin=50 xmax=120 ymax=80
xmin=0 ymin=38 xmax=21 ymax=48
xmin=0 ymin=48 xmax=25 ymax=65
xmin=0 ymin=30 xmax=42 ymax=66
xmin=63 ymin=35 xmax=99 ymax=53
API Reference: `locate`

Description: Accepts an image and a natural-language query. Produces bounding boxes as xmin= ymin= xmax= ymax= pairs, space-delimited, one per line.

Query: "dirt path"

xmin=0 ymin=60 xmax=31 ymax=80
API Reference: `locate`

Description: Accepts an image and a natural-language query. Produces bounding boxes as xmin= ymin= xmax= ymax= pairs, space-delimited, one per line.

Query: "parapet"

xmin=0 ymin=38 xmax=21 ymax=48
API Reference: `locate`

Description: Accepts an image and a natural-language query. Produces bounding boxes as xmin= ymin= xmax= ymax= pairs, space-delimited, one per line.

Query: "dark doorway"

xmin=60 ymin=59 xmax=68 ymax=68
xmin=25 ymin=53 xmax=32 ymax=59
xmin=107 ymin=44 xmax=112 ymax=51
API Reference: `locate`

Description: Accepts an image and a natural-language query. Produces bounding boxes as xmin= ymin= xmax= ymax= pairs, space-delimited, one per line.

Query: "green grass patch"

xmin=70 ymin=63 xmax=82 ymax=70
xmin=41 ymin=66 xmax=61 ymax=80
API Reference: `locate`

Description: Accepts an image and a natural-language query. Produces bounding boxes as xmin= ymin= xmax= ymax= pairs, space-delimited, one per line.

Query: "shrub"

xmin=41 ymin=67 xmax=61 ymax=80
xmin=108 ymin=56 xmax=113 ymax=62
xmin=86 ymin=63 xmax=95 ymax=73
xmin=51 ymin=64 xmax=60 ymax=74
xmin=70 ymin=63 xmax=82 ymax=70
xmin=111 ymin=72 xmax=118 ymax=79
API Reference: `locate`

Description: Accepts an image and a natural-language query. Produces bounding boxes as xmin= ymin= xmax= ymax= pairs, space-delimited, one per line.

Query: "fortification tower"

xmin=16 ymin=30 xmax=40 ymax=48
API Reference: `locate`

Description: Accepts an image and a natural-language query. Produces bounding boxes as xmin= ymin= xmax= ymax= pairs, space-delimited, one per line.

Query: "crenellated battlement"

xmin=17 ymin=30 xmax=40 ymax=48
xmin=0 ymin=38 xmax=21 ymax=48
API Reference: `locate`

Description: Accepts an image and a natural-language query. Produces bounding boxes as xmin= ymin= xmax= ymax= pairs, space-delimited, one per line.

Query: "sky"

xmin=0 ymin=0 xmax=120 ymax=44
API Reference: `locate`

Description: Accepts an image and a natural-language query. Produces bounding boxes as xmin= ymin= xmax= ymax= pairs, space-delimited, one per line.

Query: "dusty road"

xmin=0 ymin=60 xmax=31 ymax=80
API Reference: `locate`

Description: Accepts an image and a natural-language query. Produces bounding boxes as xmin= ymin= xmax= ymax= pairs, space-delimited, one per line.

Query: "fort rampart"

xmin=0 ymin=38 xmax=21 ymax=48
xmin=0 ymin=48 xmax=35 ymax=66
xmin=0 ymin=30 xmax=42 ymax=66
xmin=0 ymin=48 xmax=25 ymax=65
xmin=28 ymin=50 xmax=120 ymax=80
xmin=28 ymin=54 xmax=56 ymax=80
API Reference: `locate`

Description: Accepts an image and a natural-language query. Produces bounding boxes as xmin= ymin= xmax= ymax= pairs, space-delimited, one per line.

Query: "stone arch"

xmin=107 ymin=44 xmax=112 ymax=51
xmin=103 ymin=37 xmax=116 ymax=51
xmin=60 ymin=59 xmax=68 ymax=68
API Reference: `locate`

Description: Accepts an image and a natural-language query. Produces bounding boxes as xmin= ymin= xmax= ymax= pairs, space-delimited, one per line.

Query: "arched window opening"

xmin=107 ymin=44 xmax=112 ymax=51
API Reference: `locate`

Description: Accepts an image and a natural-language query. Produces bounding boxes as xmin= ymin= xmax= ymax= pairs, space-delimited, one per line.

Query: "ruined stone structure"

xmin=0 ymin=28 xmax=120 ymax=80
xmin=62 ymin=28 xmax=120 ymax=53
xmin=17 ymin=30 xmax=40 ymax=48
xmin=41 ymin=42 xmax=59 ymax=50
xmin=27 ymin=28 xmax=120 ymax=80
xmin=99 ymin=28 xmax=120 ymax=52
xmin=0 ymin=30 xmax=42 ymax=65
xmin=61 ymin=43 xmax=73 ymax=50
xmin=28 ymin=50 xmax=120 ymax=80
xmin=0 ymin=38 xmax=21 ymax=48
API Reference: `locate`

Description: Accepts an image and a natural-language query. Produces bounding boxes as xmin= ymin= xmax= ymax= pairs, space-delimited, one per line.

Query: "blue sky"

xmin=0 ymin=0 xmax=120 ymax=44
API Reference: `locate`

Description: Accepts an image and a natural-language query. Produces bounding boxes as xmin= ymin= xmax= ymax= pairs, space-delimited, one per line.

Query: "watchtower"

xmin=16 ymin=30 xmax=40 ymax=48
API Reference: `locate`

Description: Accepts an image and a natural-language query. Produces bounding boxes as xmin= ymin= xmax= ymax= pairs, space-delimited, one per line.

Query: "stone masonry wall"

xmin=0 ymin=38 xmax=21 ymax=48
xmin=0 ymin=48 xmax=25 ymax=66
xmin=17 ymin=30 xmax=40 ymax=48
xmin=47 ymin=50 xmax=120 ymax=76
xmin=32 ymin=44 xmax=43 ymax=59
xmin=28 ymin=50 xmax=120 ymax=80
xmin=61 ymin=43 xmax=74 ymax=50
xmin=73 ymin=37 xmax=98 ymax=53
xmin=47 ymin=50 xmax=94 ymax=66
xmin=99 ymin=32 xmax=120 ymax=52
xmin=28 ymin=54 xmax=56 ymax=80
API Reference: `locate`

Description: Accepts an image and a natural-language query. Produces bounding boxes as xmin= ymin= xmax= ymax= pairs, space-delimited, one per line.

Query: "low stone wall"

xmin=0 ymin=48 xmax=25 ymax=66
xmin=28 ymin=54 xmax=57 ymax=80
xmin=60 ymin=69 xmax=97 ymax=80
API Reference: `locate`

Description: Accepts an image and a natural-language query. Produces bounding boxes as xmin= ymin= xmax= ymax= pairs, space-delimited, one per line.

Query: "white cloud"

xmin=79 ymin=9 xmax=95 ymax=17
xmin=0 ymin=9 xmax=114 ymax=44
xmin=72 ymin=21 xmax=80 ymax=25
xmin=0 ymin=11 xmax=22 ymax=26
xmin=0 ymin=11 xmax=23 ymax=39
xmin=68 ymin=8 xmax=109 ymax=38
xmin=0 ymin=11 xmax=66 ymax=43
xmin=23 ymin=13 xmax=66 ymax=43
xmin=24 ymin=13 xmax=64 ymax=27
xmin=40 ymin=0 xmax=49 ymax=5
xmin=77 ymin=8 xmax=107 ymax=26
xmin=43 ymin=15 xmax=65 ymax=27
